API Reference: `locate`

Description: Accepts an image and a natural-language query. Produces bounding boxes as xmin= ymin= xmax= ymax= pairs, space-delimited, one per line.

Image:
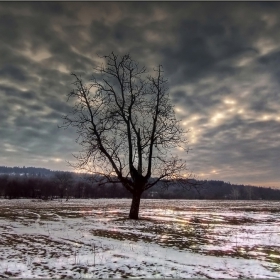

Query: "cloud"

xmin=0 ymin=2 xmax=279 ymax=187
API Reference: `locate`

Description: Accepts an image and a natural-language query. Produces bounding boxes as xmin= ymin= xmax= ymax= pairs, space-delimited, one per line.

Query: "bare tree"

xmin=245 ymin=185 xmax=254 ymax=200
xmin=62 ymin=52 xmax=194 ymax=219
xmin=0 ymin=175 xmax=9 ymax=198
xmin=230 ymin=186 xmax=240 ymax=200
xmin=54 ymin=172 xmax=73 ymax=200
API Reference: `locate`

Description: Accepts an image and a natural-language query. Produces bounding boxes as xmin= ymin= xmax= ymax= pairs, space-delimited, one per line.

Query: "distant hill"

xmin=0 ymin=166 xmax=55 ymax=177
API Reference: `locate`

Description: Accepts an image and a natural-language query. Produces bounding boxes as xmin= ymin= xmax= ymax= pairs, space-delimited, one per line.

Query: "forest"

xmin=0 ymin=166 xmax=279 ymax=200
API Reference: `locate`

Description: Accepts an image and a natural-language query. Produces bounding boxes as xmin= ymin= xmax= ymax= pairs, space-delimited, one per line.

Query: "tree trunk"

xmin=129 ymin=191 xmax=142 ymax=219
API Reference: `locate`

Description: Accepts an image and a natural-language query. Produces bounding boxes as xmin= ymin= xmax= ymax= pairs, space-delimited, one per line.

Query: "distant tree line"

xmin=152 ymin=180 xmax=280 ymax=200
xmin=0 ymin=169 xmax=279 ymax=200
xmin=0 ymin=173 xmax=132 ymax=200
xmin=0 ymin=166 xmax=54 ymax=177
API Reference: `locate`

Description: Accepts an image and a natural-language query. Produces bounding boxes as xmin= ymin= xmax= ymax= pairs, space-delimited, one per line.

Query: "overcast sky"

xmin=1 ymin=2 xmax=279 ymax=188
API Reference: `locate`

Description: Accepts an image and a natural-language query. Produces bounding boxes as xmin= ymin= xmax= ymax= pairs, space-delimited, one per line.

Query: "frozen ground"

xmin=0 ymin=199 xmax=280 ymax=278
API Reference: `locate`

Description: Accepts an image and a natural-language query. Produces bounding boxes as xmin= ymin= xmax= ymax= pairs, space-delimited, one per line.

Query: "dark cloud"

xmin=258 ymin=50 xmax=280 ymax=84
xmin=0 ymin=2 xmax=279 ymax=186
xmin=0 ymin=65 xmax=27 ymax=82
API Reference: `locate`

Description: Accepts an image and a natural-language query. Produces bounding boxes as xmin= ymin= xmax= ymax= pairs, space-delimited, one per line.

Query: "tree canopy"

xmin=63 ymin=53 xmax=191 ymax=219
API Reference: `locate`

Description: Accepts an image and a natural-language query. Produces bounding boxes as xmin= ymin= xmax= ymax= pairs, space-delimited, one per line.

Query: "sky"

xmin=0 ymin=2 xmax=279 ymax=188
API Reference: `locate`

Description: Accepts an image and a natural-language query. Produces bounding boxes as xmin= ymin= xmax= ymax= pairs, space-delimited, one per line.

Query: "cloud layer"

xmin=0 ymin=2 xmax=279 ymax=187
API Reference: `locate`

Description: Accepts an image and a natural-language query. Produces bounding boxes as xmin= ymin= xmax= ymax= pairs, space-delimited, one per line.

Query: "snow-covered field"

xmin=0 ymin=199 xmax=280 ymax=278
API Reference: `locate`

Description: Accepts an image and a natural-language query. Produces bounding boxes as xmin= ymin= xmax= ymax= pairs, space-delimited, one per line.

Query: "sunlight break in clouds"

xmin=223 ymin=99 xmax=236 ymax=105
xmin=211 ymin=113 xmax=225 ymax=123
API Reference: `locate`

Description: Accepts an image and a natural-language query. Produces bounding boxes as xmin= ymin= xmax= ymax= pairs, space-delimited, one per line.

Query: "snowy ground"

xmin=0 ymin=199 xmax=280 ymax=278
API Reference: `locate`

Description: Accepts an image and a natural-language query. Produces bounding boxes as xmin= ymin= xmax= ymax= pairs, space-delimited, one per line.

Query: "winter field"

xmin=0 ymin=199 xmax=280 ymax=278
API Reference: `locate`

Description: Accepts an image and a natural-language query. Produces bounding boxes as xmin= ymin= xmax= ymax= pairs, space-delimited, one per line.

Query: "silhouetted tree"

xmin=230 ymin=186 xmax=240 ymax=200
xmin=40 ymin=178 xmax=52 ymax=200
xmin=0 ymin=175 xmax=9 ymax=197
xmin=75 ymin=181 xmax=87 ymax=198
xmin=244 ymin=186 xmax=254 ymax=200
xmin=62 ymin=52 xmax=193 ymax=219
xmin=54 ymin=172 xmax=73 ymax=200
